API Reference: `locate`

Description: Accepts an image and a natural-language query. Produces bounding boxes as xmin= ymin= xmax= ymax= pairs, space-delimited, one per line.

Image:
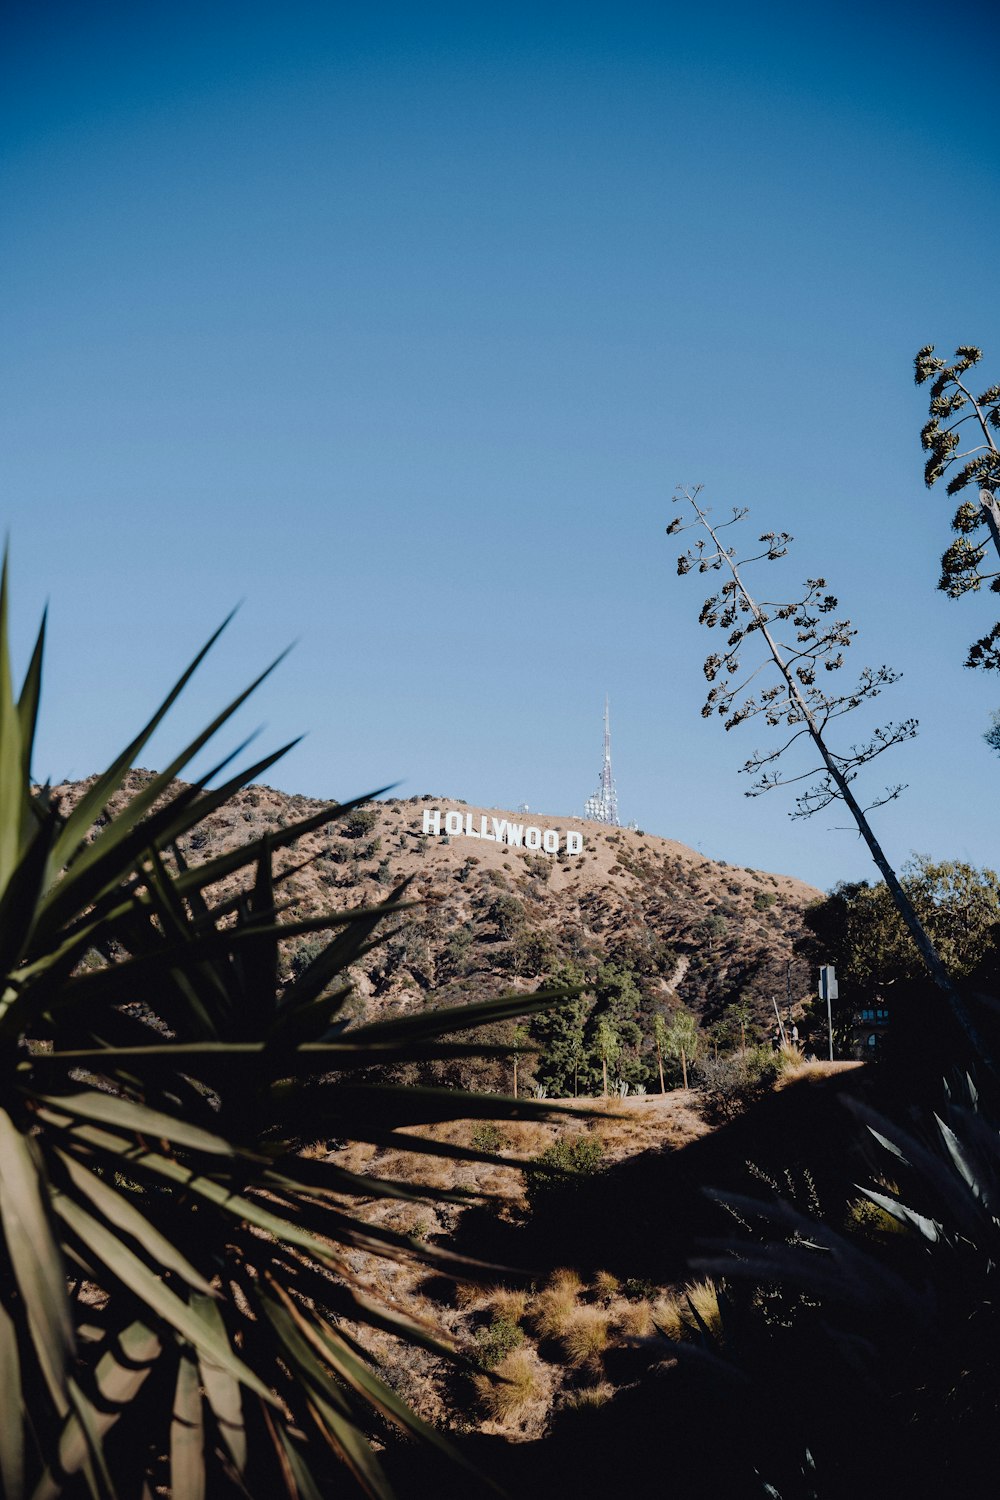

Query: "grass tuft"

xmin=474 ymin=1349 xmax=539 ymax=1419
xmin=562 ymin=1382 xmax=615 ymax=1412
xmin=561 ymin=1306 xmax=611 ymax=1368
xmin=612 ymin=1298 xmax=655 ymax=1338
xmin=531 ymin=1270 xmax=582 ymax=1339
xmin=593 ymin=1269 xmax=621 ymax=1301
xmin=488 ymin=1287 xmax=528 ymax=1323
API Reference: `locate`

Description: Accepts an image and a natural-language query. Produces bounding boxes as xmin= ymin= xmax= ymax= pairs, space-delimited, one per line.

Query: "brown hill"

xmin=52 ymin=773 xmax=823 ymax=1085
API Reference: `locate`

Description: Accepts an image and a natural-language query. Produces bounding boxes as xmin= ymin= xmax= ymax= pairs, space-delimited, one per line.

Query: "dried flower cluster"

xmin=670 ymin=486 xmax=915 ymax=818
xmin=915 ymin=343 xmax=1000 ymax=667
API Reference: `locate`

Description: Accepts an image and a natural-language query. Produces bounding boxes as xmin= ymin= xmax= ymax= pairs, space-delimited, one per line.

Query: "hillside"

xmin=47 ymin=769 xmax=906 ymax=1494
xmin=54 ymin=772 xmax=823 ymax=1087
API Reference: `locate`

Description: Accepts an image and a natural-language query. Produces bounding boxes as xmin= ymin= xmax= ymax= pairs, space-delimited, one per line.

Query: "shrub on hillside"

xmin=471 ymin=1121 xmax=512 ymax=1154
xmin=343 ymin=806 xmax=379 ymax=838
xmin=695 ymin=1045 xmax=783 ymax=1120
xmin=527 ymin=1134 xmax=605 ymax=1205
xmin=474 ymin=1312 xmax=524 ymax=1369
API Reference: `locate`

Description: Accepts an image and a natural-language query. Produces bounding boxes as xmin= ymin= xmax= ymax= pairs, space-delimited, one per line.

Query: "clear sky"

xmin=2 ymin=0 xmax=998 ymax=892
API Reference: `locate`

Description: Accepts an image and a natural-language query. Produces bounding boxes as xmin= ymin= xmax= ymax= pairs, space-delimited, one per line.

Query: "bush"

xmin=474 ymin=1313 xmax=524 ymax=1369
xmin=343 ymin=807 xmax=379 ymax=838
xmin=753 ymin=890 xmax=777 ymax=910
xmin=352 ymin=835 xmax=381 ymax=860
xmin=695 ymin=1045 xmax=783 ymax=1119
xmin=527 ymin=1134 xmax=605 ymax=1203
xmin=471 ymin=1121 xmax=512 ymax=1154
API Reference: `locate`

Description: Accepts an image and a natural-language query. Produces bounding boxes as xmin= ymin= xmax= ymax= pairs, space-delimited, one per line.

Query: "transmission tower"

xmin=584 ymin=695 xmax=619 ymax=825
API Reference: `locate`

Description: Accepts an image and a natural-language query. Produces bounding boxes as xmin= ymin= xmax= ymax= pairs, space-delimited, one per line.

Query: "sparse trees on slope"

xmin=915 ymin=343 xmax=1000 ymax=668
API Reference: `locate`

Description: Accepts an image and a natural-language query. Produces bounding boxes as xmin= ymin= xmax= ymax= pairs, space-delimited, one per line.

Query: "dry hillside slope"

xmin=55 ymin=773 xmax=822 ymax=1084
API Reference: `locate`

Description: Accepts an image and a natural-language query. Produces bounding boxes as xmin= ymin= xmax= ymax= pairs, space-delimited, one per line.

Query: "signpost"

xmin=819 ymin=965 xmax=838 ymax=1062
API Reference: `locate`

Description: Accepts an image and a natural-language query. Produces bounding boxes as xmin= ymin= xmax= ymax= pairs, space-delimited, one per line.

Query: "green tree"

xmin=588 ymin=962 xmax=646 ymax=1089
xmin=490 ymin=891 xmax=525 ymax=941
xmin=717 ymin=997 xmax=755 ymax=1055
xmin=0 ymin=571 xmax=565 ymax=1498
xmin=594 ymin=1016 xmax=620 ymax=1097
xmin=533 ymin=992 xmax=590 ymax=1096
xmin=804 ymin=856 xmax=1000 ymax=999
xmin=663 ymin=1009 xmax=699 ymax=1089
xmin=343 ymin=806 xmax=379 ymax=838
xmin=914 ymin=343 xmax=1000 ymax=668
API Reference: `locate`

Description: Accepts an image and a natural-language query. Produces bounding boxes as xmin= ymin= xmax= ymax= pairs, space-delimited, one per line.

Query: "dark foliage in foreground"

xmin=0 ymin=570 xmax=563 ymax=1499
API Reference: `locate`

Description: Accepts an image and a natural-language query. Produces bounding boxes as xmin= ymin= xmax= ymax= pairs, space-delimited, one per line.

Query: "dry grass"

xmin=774 ymin=1058 xmax=865 ymax=1090
xmin=561 ymin=1306 xmax=611 ymax=1369
xmin=652 ymin=1293 xmax=687 ymax=1342
xmin=323 ymin=1141 xmax=377 ymax=1174
xmin=454 ymin=1280 xmax=484 ymax=1310
xmin=473 ymin=1349 xmax=539 ymax=1419
xmin=651 ymin=1280 xmax=723 ymax=1342
xmin=502 ymin=1119 xmax=562 ymax=1158
xmin=531 ymin=1271 xmax=581 ymax=1339
xmin=685 ymin=1279 xmax=722 ymax=1338
xmin=384 ymin=1203 xmax=435 ymax=1238
xmin=612 ymin=1298 xmax=655 ymax=1338
xmin=562 ymin=1382 xmax=614 ymax=1411
xmin=550 ymin=1267 xmax=583 ymax=1294
xmin=487 ymin=1287 xmax=528 ymax=1323
xmin=592 ymin=1269 xmax=620 ymax=1301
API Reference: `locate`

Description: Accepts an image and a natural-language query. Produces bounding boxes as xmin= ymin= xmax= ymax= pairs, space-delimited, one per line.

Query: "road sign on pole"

xmin=819 ymin=966 xmax=838 ymax=1062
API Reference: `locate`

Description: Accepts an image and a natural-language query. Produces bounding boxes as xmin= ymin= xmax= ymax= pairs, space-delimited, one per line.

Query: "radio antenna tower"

xmin=584 ymin=695 xmax=619 ymax=825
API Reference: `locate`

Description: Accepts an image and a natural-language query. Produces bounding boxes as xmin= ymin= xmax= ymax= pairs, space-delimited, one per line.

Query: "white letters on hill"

xmin=421 ymin=808 xmax=584 ymax=855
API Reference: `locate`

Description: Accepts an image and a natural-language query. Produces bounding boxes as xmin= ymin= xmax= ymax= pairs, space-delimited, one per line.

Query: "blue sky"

xmin=2 ymin=0 xmax=998 ymax=891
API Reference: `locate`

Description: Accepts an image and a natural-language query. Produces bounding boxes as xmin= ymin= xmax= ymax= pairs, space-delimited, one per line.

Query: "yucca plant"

xmin=0 ymin=564 xmax=564 ymax=1499
xmin=667 ymin=1075 xmax=1000 ymax=1495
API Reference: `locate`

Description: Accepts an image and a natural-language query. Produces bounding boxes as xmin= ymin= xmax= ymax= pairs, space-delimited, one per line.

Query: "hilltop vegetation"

xmin=56 ymin=772 xmax=822 ymax=1092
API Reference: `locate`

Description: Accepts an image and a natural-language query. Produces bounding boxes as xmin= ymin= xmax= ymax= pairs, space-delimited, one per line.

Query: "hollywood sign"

xmin=421 ymin=808 xmax=584 ymax=855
